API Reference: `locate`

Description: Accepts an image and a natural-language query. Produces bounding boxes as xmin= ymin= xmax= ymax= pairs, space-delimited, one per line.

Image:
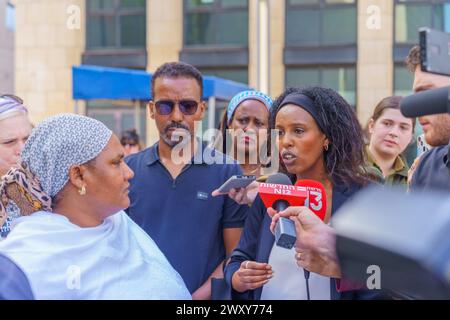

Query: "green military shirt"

xmin=364 ymin=145 xmax=409 ymax=190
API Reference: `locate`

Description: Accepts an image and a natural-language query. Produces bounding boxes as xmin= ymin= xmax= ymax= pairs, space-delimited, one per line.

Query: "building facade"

xmin=14 ymin=0 xmax=450 ymax=145
xmin=0 ymin=0 xmax=15 ymax=94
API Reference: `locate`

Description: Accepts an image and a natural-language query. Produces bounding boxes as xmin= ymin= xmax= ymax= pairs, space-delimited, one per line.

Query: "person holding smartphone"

xmin=224 ymin=86 xmax=382 ymax=300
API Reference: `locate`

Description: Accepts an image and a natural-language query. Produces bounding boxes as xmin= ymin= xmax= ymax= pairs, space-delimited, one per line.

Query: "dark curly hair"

xmin=270 ymin=86 xmax=369 ymax=187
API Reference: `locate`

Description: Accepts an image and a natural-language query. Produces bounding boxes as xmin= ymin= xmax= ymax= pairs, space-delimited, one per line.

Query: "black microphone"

xmin=400 ymin=86 xmax=450 ymax=117
xmin=261 ymin=173 xmax=297 ymax=249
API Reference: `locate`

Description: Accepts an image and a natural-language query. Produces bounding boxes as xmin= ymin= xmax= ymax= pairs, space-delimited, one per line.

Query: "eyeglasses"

xmin=154 ymin=100 xmax=199 ymax=116
xmin=0 ymin=94 xmax=24 ymax=104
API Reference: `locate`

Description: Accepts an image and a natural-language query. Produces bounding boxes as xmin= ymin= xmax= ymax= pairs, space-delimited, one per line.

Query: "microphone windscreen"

xmin=266 ymin=173 xmax=292 ymax=185
xmin=400 ymin=86 xmax=449 ymax=117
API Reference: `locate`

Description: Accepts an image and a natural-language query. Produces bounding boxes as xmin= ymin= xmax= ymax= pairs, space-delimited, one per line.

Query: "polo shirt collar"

xmin=146 ymin=142 xmax=160 ymax=166
xmin=146 ymin=139 xmax=209 ymax=166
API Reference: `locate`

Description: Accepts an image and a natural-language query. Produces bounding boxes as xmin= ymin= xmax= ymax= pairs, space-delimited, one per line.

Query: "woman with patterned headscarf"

xmin=0 ymin=95 xmax=33 ymax=238
xmin=214 ymin=90 xmax=273 ymax=178
xmin=211 ymin=91 xmax=273 ymax=205
xmin=0 ymin=114 xmax=191 ymax=300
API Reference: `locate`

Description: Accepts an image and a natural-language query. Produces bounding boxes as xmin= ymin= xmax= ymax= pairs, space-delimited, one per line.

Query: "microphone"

xmin=258 ymin=173 xmax=308 ymax=249
xmin=294 ymin=179 xmax=327 ymax=222
xmin=400 ymin=86 xmax=450 ymax=117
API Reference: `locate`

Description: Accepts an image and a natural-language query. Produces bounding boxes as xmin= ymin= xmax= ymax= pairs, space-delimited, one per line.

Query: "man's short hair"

xmin=406 ymin=45 xmax=421 ymax=73
xmin=151 ymin=62 xmax=203 ymax=99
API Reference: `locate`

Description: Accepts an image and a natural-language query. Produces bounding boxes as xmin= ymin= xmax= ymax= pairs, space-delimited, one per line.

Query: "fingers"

xmin=234 ymin=188 xmax=246 ymax=204
xmin=296 ymin=207 xmax=322 ymax=227
xmin=240 ymin=274 xmax=273 ymax=283
xmin=211 ymin=189 xmax=223 ymax=197
xmin=236 ymin=261 xmax=274 ymax=291
xmin=269 ymin=213 xmax=280 ymax=235
xmin=242 ymin=261 xmax=272 ymax=271
xmin=267 ymin=207 xmax=277 ymax=218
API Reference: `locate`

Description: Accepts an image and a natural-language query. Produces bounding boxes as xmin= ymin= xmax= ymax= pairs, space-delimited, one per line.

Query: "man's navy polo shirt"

xmin=125 ymin=142 xmax=248 ymax=293
xmin=411 ymin=143 xmax=450 ymax=192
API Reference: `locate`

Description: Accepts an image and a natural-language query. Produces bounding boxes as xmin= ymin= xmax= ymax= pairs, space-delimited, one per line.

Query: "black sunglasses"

xmin=1 ymin=94 xmax=24 ymax=104
xmin=154 ymin=100 xmax=200 ymax=116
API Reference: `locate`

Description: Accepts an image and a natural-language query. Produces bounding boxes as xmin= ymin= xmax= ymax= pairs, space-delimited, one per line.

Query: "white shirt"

xmin=260 ymin=243 xmax=331 ymax=300
xmin=0 ymin=211 xmax=191 ymax=300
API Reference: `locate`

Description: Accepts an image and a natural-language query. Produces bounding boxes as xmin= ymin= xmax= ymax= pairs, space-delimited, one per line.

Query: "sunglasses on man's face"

xmin=154 ymin=100 xmax=200 ymax=116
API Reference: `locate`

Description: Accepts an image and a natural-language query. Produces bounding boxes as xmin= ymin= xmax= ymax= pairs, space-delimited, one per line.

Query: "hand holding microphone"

xmin=264 ymin=177 xmax=341 ymax=277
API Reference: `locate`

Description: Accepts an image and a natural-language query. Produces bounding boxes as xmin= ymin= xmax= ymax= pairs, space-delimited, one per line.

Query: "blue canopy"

xmin=72 ymin=65 xmax=251 ymax=101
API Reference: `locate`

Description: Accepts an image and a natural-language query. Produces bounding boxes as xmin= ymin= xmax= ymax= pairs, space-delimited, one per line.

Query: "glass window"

xmin=394 ymin=65 xmax=414 ymax=96
xmin=5 ymin=2 xmax=15 ymax=31
xmin=286 ymin=66 xmax=356 ymax=105
xmin=184 ymin=0 xmax=248 ymax=47
xmin=87 ymin=16 xmax=116 ymax=48
xmin=217 ymin=11 xmax=248 ymax=45
xmin=120 ymin=14 xmax=146 ymax=47
xmin=88 ymin=0 xmax=115 ymax=10
xmin=286 ymin=9 xmax=320 ymax=46
xmin=286 ymin=0 xmax=356 ymax=46
xmin=87 ymin=100 xmax=147 ymax=146
xmin=86 ymin=0 xmax=146 ymax=49
xmin=120 ymin=0 xmax=146 ymax=8
xmin=434 ymin=3 xmax=450 ymax=33
xmin=199 ymin=68 xmax=248 ymax=84
xmin=395 ymin=1 xmax=450 ymax=43
xmin=187 ymin=0 xmax=215 ymax=9
xmin=185 ymin=13 xmax=215 ymax=45
xmin=323 ymin=7 xmax=356 ymax=45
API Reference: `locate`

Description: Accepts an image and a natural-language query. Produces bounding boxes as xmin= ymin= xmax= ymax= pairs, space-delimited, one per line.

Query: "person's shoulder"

xmin=125 ymin=145 xmax=155 ymax=167
xmin=413 ymin=144 xmax=448 ymax=173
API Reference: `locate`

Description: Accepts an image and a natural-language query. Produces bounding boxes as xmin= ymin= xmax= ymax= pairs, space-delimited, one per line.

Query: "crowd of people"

xmin=0 ymin=44 xmax=449 ymax=300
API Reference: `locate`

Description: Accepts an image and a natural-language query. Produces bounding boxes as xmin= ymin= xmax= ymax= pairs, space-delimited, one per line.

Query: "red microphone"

xmin=258 ymin=182 xmax=308 ymax=210
xmin=294 ymin=179 xmax=327 ymax=222
xmin=258 ymin=173 xmax=308 ymax=249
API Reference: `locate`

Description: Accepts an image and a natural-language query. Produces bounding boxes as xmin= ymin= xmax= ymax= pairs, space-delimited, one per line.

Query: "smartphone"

xmin=419 ymin=27 xmax=450 ymax=77
xmin=217 ymin=175 xmax=256 ymax=193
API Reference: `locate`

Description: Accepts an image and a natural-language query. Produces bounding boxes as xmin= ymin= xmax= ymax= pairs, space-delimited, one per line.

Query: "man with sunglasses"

xmin=125 ymin=62 xmax=248 ymax=300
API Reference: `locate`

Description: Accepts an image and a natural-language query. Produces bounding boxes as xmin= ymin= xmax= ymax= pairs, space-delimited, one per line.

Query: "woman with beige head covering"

xmin=0 ymin=95 xmax=33 ymax=238
xmin=0 ymin=113 xmax=190 ymax=300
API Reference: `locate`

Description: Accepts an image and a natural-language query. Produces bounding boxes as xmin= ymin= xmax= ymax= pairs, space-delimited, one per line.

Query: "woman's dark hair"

xmin=120 ymin=129 xmax=140 ymax=148
xmin=218 ymin=110 xmax=230 ymax=154
xmin=270 ymin=86 xmax=369 ymax=187
xmin=370 ymin=96 xmax=416 ymax=132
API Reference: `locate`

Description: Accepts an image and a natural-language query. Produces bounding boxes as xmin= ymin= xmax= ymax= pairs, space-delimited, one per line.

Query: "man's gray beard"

xmin=161 ymin=131 xmax=192 ymax=148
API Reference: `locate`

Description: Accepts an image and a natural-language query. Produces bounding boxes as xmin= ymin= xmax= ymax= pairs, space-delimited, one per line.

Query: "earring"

xmin=78 ymin=185 xmax=86 ymax=196
xmin=324 ymin=144 xmax=329 ymax=151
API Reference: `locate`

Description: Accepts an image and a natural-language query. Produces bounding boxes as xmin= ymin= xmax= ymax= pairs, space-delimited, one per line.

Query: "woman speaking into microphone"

xmin=223 ymin=86 xmax=381 ymax=300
